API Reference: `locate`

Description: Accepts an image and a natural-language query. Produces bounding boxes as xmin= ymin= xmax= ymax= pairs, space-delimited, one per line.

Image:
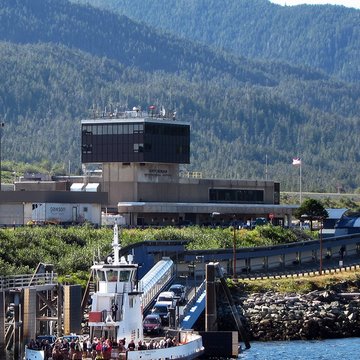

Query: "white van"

xmin=156 ymin=291 xmax=175 ymax=303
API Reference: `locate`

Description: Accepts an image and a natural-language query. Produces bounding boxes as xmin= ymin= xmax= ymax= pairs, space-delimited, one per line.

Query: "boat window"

xmin=97 ymin=270 xmax=106 ymax=282
xmin=119 ymin=271 xmax=130 ymax=282
xmin=107 ymin=270 xmax=118 ymax=282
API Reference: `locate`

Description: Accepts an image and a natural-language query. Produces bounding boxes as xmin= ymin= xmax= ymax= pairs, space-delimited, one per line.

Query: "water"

xmin=239 ymin=338 xmax=360 ymax=360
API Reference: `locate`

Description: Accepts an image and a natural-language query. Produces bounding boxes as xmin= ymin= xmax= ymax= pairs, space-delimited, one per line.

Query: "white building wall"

xmin=0 ymin=204 xmax=24 ymax=225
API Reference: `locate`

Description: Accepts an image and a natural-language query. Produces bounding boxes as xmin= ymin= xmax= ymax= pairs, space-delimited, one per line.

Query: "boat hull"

xmin=25 ymin=334 xmax=204 ymax=360
xmin=127 ymin=334 xmax=204 ymax=360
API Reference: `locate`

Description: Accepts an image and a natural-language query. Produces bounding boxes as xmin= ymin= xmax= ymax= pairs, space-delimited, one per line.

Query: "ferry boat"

xmin=87 ymin=223 xmax=205 ymax=359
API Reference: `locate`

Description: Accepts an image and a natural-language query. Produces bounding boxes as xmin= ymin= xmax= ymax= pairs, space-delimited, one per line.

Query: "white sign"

xmin=25 ymin=348 xmax=45 ymax=360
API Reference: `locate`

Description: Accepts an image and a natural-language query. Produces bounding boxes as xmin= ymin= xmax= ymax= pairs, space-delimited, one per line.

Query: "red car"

xmin=143 ymin=314 xmax=163 ymax=335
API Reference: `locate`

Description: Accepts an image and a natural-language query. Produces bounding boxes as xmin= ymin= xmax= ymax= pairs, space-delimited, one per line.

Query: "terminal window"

xmin=209 ymin=189 xmax=264 ymax=203
xmin=81 ymin=121 xmax=190 ymax=164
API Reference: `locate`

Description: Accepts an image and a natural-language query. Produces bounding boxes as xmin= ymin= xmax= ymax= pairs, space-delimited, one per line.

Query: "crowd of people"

xmin=27 ymin=334 xmax=180 ymax=359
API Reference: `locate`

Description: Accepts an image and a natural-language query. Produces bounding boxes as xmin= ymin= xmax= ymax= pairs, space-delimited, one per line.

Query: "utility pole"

xmin=319 ymin=217 xmax=323 ymax=275
xmin=233 ymin=224 xmax=237 ymax=278
xmin=0 ymin=122 xmax=4 ymax=190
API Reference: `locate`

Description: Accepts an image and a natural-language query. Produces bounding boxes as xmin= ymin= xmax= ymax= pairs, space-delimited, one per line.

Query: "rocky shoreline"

xmin=217 ymin=289 xmax=360 ymax=341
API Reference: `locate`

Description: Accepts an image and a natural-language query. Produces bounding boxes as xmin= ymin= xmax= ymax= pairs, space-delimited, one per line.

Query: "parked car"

xmin=156 ymin=291 xmax=175 ymax=303
xmin=169 ymin=284 xmax=187 ymax=304
xmin=143 ymin=313 xmax=163 ymax=335
xmin=252 ymin=217 xmax=268 ymax=228
xmin=36 ymin=335 xmax=56 ymax=346
xmin=151 ymin=301 xmax=172 ymax=325
xmin=56 ymin=334 xmax=80 ymax=344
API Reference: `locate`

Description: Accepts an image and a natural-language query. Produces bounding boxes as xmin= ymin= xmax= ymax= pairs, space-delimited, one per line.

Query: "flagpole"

xmin=292 ymin=157 xmax=302 ymax=204
xmin=299 ymin=161 xmax=302 ymax=204
xmin=265 ymin=154 xmax=268 ymax=181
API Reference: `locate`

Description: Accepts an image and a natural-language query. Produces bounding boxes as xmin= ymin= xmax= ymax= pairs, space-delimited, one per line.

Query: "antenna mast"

xmin=112 ymin=224 xmax=120 ymax=264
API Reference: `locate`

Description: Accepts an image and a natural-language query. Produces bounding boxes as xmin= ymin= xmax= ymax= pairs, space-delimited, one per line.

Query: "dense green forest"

xmin=0 ymin=0 xmax=359 ymax=193
xmin=73 ymin=0 xmax=360 ymax=83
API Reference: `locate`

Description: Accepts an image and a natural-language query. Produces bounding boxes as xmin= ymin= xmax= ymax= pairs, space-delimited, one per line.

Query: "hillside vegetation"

xmin=75 ymin=0 xmax=360 ymax=83
xmin=2 ymin=224 xmax=359 ymax=293
xmin=0 ymin=0 xmax=359 ymax=192
xmin=0 ymin=225 xmax=309 ymax=281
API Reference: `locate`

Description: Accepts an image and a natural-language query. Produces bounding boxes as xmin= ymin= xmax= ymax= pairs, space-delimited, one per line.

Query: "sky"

xmin=269 ymin=0 xmax=360 ymax=9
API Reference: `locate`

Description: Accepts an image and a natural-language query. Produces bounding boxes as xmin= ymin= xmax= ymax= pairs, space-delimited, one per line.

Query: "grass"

xmin=229 ymin=270 xmax=360 ymax=294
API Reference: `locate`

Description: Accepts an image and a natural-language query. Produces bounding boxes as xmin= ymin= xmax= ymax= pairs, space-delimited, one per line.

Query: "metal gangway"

xmin=0 ymin=268 xmax=57 ymax=291
xmin=139 ymin=257 xmax=175 ymax=313
xmin=179 ymin=280 xmax=206 ymax=329
xmin=1 ymin=263 xmax=58 ymax=357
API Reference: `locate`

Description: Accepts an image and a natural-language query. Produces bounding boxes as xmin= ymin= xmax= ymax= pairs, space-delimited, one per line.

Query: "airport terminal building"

xmin=80 ymin=108 xmax=296 ymax=226
xmin=0 ymin=107 xmax=296 ymax=226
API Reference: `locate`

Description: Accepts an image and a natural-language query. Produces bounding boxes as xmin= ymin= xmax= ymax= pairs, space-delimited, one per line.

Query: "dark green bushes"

xmin=0 ymin=224 xmax=306 ymax=279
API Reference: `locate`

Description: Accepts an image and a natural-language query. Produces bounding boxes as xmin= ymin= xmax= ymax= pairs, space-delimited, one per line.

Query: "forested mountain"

xmin=73 ymin=0 xmax=360 ymax=83
xmin=0 ymin=0 xmax=359 ymax=193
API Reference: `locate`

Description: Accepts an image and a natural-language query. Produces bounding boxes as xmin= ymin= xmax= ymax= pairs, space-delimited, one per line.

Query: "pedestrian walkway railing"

xmin=0 ymin=272 xmax=57 ymax=291
xmin=234 ymin=261 xmax=360 ymax=281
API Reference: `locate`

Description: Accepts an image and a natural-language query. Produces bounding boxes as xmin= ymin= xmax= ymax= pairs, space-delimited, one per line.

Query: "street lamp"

xmin=188 ymin=262 xmax=196 ymax=297
xmin=195 ymin=255 xmax=205 ymax=283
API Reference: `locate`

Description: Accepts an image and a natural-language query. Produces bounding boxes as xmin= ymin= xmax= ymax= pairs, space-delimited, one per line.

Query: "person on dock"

xmin=111 ymin=302 xmax=118 ymax=321
xmin=118 ymin=338 xmax=126 ymax=353
xmin=128 ymin=339 xmax=135 ymax=351
xmin=138 ymin=340 xmax=147 ymax=350
xmin=82 ymin=338 xmax=89 ymax=357
xmin=339 ymin=245 xmax=345 ymax=260
xmin=71 ymin=340 xmax=82 ymax=360
xmin=41 ymin=339 xmax=52 ymax=360
xmin=52 ymin=345 xmax=64 ymax=360
xmin=98 ymin=339 xmax=111 ymax=360
xmin=95 ymin=339 xmax=103 ymax=357
xmin=91 ymin=338 xmax=99 ymax=359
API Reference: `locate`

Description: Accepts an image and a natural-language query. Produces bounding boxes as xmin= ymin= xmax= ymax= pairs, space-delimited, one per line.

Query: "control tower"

xmin=81 ymin=107 xmax=190 ymax=210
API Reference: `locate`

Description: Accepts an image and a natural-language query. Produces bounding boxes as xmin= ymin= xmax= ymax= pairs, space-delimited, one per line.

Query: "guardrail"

xmin=0 ymin=273 xmax=57 ymax=291
xmin=235 ymin=257 xmax=360 ymax=280
xmin=183 ymin=233 xmax=360 ymax=277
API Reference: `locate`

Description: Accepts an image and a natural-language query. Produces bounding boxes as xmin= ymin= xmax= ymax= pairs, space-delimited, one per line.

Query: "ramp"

xmin=180 ymin=282 xmax=206 ymax=329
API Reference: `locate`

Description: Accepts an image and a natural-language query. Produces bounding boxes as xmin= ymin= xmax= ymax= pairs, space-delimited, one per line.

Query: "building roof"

xmin=117 ymin=201 xmax=297 ymax=216
xmin=336 ymin=216 xmax=360 ymax=228
xmin=325 ymin=208 xmax=348 ymax=220
xmin=85 ymin=183 xmax=99 ymax=192
xmin=70 ymin=183 xmax=85 ymax=191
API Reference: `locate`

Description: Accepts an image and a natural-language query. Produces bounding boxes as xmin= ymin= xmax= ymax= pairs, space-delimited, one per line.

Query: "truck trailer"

xmin=30 ymin=203 xmax=101 ymax=226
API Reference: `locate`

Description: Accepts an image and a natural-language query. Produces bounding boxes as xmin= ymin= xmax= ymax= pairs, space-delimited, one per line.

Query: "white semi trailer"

xmin=31 ymin=203 xmax=101 ymax=226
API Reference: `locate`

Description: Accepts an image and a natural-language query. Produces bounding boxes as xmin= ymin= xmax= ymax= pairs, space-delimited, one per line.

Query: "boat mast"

xmin=112 ymin=223 xmax=120 ymax=265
